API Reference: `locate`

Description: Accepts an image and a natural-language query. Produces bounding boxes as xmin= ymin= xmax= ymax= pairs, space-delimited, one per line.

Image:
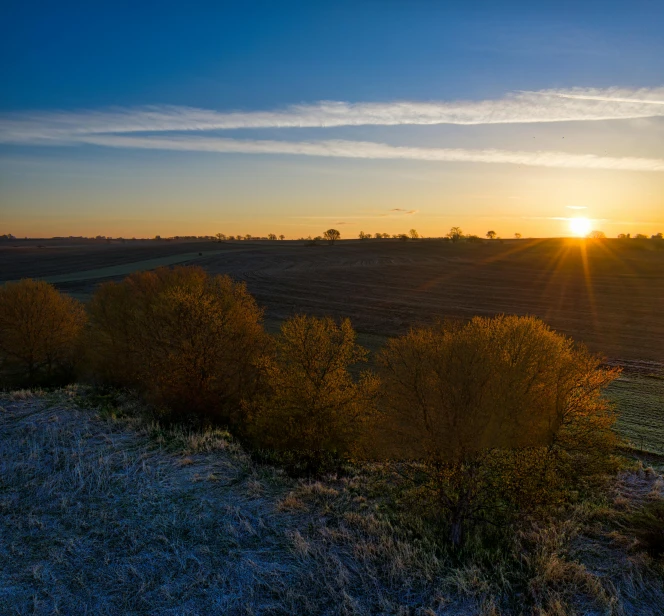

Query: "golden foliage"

xmin=86 ymin=266 xmax=267 ymax=422
xmin=246 ymin=315 xmax=379 ymax=458
xmin=377 ymin=315 xmax=621 ymax=546
xmin=546 ymin=347 xmax=620 ymax=479
xmin=0 ymin=279 xmax=86 ymax=386
xmin=377 ymin=315 xmax=619 ymax=462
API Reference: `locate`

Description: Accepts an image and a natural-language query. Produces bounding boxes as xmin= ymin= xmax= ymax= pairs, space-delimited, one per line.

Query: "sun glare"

xmin=569 ymin=217 xmax=592 ymax=237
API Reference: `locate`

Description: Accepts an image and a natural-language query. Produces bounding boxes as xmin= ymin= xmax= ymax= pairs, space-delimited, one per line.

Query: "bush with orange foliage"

xmin=377 ymin=315 xmax=620 ymax=546
xmin=86 ymin=266 xmax=267 ymax=424
xmin=0 ymin=279 xmax=86 ymax=386
xmin=246 ymin=315 xmax=379 ymax=469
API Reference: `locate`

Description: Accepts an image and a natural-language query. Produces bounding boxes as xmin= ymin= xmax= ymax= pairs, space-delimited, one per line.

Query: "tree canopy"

xmin=324 ymin=229 xmax=341 ymax=244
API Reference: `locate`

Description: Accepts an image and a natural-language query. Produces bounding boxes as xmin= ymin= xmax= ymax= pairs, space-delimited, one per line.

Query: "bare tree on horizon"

xmin=324 ymin=229 xmax=340 ymax=245
xmin=447 ymin=227 xmax=463 ymax=242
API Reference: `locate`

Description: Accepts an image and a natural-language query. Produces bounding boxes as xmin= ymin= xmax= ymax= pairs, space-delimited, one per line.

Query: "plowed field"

xmin=3 ymin=237 xmax=663 ymax=362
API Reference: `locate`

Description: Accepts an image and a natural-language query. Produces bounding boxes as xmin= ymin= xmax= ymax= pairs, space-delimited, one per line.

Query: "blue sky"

xmin=1 ymin=1 xmax=663 ymax=238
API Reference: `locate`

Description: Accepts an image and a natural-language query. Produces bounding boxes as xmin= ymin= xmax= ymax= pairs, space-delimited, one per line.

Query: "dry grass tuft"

xmin=277 ymin=493 xmax=307 ymax=512
xmin=5 ymin=388 xmax=43 ymax=400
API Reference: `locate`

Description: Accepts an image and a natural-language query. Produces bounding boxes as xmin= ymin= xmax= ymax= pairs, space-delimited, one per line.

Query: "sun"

xmin=569 ymin=217 xmax=592 ymax=237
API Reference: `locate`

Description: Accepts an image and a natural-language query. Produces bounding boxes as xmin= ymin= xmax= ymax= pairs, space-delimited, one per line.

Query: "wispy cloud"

xmin=1 ymin=87 xmax=664 ymax=146
xmin=549 ymin=90 xmax=664 ymax=105
xmin=2 ymin=87 xmax=662 ymax=173
xmin=293 ymin=208 xmax=420 ymax=221
xmin=566 ymin=205 xmax=587 ymax=209
xmin=388 ymin=208 xmax=419 ymax=215
xmin=53 ymin=134 xmax=664 ymax=172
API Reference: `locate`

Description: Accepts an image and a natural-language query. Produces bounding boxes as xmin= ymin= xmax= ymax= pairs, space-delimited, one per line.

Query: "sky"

xmin=1 ymin=0 xmax=663 ymax=239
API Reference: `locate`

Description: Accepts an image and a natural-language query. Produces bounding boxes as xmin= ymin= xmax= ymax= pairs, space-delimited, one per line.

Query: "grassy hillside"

xmin=2 ymin=389 xmax=663 ymax=615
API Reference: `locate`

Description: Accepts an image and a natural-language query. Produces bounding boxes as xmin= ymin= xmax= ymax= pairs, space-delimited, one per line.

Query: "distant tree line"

xmin=587 ymin=231 xmax=664 ymax=242
xmin=6 ymin=230 xmax=661 ymax=244
xmin=9 ymin=228 xmax=660 ymax=245
xmin=616 ymin=232 xmax=662 ymax=240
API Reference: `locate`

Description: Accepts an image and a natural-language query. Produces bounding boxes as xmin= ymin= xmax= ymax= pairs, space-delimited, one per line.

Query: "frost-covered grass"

xmin=1 ymin=388 xmax=663 ymax=615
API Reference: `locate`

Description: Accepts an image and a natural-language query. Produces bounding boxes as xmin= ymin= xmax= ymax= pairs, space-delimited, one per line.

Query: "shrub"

xmin=377 ymin=315 xmax=620 ymax=546
xmin=86 ymin=266 xmax=267 ymax=424
xmin=246 ymin=315 xmax=379 ymax=472
xmin=0 ymin=279 xmax=86 ymax=386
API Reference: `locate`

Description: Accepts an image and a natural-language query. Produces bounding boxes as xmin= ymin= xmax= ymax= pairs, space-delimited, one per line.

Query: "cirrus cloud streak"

xmin=1 ymin=87 xmax=664 ymax=145
xmin=70 ymin=133 xmax=664 ymax=172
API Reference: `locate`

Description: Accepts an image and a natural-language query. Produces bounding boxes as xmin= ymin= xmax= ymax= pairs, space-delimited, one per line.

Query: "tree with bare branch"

xmin=0 ymin=280 xmax=86 ymax=386
xmin=378 ymin=315 xmax=619 ymax=547
xmin=246 ymin=315 xmax=379 ymax=470
xmin=324 ymin=229 xmax=340 ymax=244
xmin=447 ymin=227 xmax=463 ymax=242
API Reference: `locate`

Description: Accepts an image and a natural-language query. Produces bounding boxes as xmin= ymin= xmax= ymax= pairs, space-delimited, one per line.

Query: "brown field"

xmin=3 ymin=237 xmax=663 ymax=362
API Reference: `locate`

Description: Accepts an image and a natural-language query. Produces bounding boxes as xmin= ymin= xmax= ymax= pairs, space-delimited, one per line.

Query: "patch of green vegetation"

xmin=607 ymin=373 xmax=664 ymax=455
xmin=38 ymin=251 xmax=224 ymax=284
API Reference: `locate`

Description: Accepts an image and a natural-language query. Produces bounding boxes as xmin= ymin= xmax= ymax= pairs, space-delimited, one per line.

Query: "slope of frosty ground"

xmin=1 ymin=390 xmax=663 ymax=615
